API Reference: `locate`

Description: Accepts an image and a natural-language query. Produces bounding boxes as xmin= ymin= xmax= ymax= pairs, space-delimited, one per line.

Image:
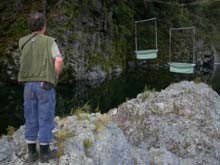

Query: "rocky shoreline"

xmin=1 ymin=81 xmax=220 ymax=165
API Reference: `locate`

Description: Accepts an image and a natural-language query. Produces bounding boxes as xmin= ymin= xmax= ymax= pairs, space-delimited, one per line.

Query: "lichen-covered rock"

xmin=1 ymin=113 xmax=149 ymax=165
xmin=58 ymin=114 xmax=148 ymax=165
xmin=1 ymin=81 xmax=220 ymax=164
xmin=0 ymin=136 xmax=13 ymax=165
xmin=111 ymin=81 xmax=220 ymax=164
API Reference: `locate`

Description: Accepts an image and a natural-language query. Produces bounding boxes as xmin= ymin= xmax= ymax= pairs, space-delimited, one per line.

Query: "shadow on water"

xmin=0 ymin=65 xmax=219 ymax=135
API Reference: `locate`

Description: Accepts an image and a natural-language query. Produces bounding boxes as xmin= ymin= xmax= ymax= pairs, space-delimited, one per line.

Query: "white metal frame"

xmin=135 ymin=17 xmax=158 ymax=51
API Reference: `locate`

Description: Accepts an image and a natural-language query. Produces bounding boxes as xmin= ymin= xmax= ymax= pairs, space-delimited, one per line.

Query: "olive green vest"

xmin=18 ymin=34 xmax=57 ymax=86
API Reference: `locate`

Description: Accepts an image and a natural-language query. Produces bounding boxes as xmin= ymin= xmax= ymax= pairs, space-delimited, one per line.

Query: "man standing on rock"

xmin=18 ymin=12 xmax=63 ymax=163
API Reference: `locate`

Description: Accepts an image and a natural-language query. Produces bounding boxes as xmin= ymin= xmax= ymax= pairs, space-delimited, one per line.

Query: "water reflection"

xmin=0 ymin=85 xmax=23 ymax=135
xmin=210 ymin=64 xmax=220 ymax=93
xmin=0 ymin=65 xmax=219 ymax=135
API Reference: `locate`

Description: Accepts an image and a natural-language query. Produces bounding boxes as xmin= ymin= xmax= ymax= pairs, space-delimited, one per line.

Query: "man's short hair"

xmin=28 ymin=12 xmax=46 ymax=32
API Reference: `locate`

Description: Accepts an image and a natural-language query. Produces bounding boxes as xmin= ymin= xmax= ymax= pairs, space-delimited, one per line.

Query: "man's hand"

xmin=55 ymin=56 xmax=63 ymax=76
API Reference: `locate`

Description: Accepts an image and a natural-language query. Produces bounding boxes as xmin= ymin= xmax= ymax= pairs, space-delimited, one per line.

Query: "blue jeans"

xmin=23 ymin=82 xmax=55 ymax=144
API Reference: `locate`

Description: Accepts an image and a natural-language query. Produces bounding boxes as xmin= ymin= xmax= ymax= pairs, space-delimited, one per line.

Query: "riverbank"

xmin=1 ymin=81 xmax=220 ymax=164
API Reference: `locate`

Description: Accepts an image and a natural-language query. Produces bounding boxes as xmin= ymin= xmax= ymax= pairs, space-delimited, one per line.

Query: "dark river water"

xmin=0 ymin=65 xmax=220 ymax=135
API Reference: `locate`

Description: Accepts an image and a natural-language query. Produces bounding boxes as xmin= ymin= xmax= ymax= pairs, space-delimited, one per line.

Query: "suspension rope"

xmin=145 ymin=0 xmax=220 ymax=6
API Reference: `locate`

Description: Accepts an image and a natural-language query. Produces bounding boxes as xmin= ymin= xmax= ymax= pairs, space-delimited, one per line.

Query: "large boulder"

xmin=1 ymin=81 xmax=220 ymax=164
xmin=58 ymin=114 xmax=148 ymax=165
xmin=111 ymin=81 xmax=220 ymax=164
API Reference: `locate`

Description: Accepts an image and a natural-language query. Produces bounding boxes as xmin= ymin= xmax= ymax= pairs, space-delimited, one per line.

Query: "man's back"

xmin=18 ymin=34 xmax=57 ymax=85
